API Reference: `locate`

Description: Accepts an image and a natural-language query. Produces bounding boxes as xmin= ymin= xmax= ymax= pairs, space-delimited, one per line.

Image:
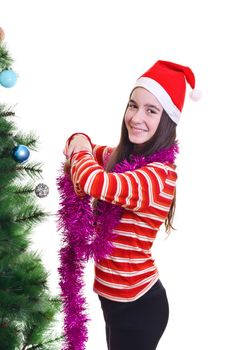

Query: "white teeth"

xmin=132 ymin=127 xmax=146 ymax=131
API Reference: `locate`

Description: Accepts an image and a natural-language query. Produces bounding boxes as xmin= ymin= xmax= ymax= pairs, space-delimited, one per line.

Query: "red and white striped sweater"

xmin=68 ymin=138 xmax=177 ymax=302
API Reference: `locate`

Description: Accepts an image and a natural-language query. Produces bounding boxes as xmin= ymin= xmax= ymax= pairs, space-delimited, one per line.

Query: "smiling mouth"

xmin=131 ymin=127 xmax=147 ymax=132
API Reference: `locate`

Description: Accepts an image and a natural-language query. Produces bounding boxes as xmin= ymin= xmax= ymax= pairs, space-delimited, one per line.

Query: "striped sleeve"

xmin=70 ymin=150 xmax=177 ymax=211
xmin=92 ymin=144 xmax=114 ymax=166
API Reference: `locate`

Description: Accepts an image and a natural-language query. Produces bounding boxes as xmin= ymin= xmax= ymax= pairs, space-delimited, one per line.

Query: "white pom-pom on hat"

xmin=190 ymin=88 xmax=202 ymax=101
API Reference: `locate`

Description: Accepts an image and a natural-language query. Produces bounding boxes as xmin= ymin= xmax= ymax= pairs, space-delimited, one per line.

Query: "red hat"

xmin=133 ymin=60 xmax=201 ymax=124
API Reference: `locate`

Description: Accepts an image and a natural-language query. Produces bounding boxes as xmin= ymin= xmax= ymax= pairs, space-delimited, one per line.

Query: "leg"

xmin=98 ymin=282 xmax=169 ymax=350
xmin=107 ymin=288 xmax=169 ymax=350
xmin=107 ymin=327 xmax=162 ymax=350
xmin=105 ymin=324 xmax=110 ymax=349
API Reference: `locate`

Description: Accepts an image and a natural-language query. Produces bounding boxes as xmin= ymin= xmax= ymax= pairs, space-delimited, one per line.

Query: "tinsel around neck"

xmin=108 ymin=141 xmax=179 ymax=172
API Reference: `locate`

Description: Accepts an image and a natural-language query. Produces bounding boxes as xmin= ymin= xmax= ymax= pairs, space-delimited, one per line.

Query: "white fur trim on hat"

xmin=133 ymin=77 xmax=181 ymax=124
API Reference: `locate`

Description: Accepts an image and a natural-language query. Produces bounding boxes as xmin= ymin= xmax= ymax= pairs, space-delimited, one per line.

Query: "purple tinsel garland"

xmin=56 ymin=142 xmax=179 ymax=350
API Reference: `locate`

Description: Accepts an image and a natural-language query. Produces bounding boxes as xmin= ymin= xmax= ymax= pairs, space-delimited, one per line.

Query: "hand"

xmin=64 ymin=159 xmax=71 ymax=174
xmin=64 ymin=134 xmax=92 ymax=159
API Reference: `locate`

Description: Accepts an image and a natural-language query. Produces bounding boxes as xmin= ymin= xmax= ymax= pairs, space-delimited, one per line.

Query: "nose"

xmin=131 ymin=108 xmax=144 ymax=124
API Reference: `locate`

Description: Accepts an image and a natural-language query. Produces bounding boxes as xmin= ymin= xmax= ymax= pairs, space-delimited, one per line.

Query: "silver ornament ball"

xmin=35 ymin=183 xmax=49 ymax=198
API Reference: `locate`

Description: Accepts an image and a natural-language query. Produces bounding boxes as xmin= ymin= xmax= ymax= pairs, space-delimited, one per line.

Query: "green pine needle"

xmin=13 ymin=182 xmax=36 ymax=195
xmin=0 ymin=42 xmax=14 ymax=71
xmin=0 ymin=119 xmax=17 ymax=137
xmin=15 ymin=206 xmax=49 ymax=226
xmin=14 ymin=130 xmax=41 ymax=152
xmin=16 ymin=161 xmax=44 ymax=181
xmin=0 ymin=103 xmax=16 ymax=117
xmin=26 ymin=335 xmax=64 ymax=350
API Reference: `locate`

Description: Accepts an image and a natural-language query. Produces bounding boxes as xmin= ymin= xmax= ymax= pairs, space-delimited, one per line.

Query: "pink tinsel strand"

xmin=56 ymin=165 xmax=93 ymax=350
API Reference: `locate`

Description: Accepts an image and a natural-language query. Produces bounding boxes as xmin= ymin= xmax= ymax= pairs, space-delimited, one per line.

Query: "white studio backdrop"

xmin=1 ymin=0 xmax=231 ymax=349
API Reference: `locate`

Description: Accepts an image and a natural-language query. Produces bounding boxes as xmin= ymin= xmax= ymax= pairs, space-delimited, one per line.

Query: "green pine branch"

xmin=0 ymin=42 xmax=14 ymax=71
xmin=15 ymin=205 xmax=49 ymax=226
xmin=0 ymin=160 xmax=44 ymax=191
xmin=0 ymin=104 xmax=40 ymax=153
xmin=25 ymin=335 xmax=64 ymax=350
xmin=0 ymin=118 xmax=17 ymax=139
xmin=15 ymin=161 xmax=44 ymax=181
xmin=0 ymin=40 xmax=62 ymax=350
xmin=12 ymin=182 xmax=36 ymax=195
xmin=14 ymin=131 xmax=41 ymax=152
xmin=0 ymin=104 xmax=16 ymax=117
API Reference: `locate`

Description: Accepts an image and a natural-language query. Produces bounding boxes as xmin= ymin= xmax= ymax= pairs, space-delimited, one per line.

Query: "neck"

xmin=133 ymin=144 xmax=144 ymax=154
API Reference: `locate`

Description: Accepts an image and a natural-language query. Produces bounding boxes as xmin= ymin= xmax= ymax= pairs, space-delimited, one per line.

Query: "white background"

xmin=1 ymin=1 xmax=232 ymax=349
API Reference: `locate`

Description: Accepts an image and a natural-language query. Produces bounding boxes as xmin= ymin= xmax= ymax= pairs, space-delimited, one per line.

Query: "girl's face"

xmin=124 ymin=87 xmax=163 ymax=145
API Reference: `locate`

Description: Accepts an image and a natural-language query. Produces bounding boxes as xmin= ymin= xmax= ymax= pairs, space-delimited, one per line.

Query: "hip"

xmin=98 ymin=279 xmax=169 ymax=330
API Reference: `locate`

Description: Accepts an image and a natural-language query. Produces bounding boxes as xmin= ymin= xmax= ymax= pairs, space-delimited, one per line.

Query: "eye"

xmin=128 ymin=103 xmax=137 ymax=109
xmin=147 ymin=108 xmax=157 ymax=114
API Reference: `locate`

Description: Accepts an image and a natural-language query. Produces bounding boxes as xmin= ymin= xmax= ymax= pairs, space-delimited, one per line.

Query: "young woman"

xmin=63 ymin=60 xmax=199 ymax=350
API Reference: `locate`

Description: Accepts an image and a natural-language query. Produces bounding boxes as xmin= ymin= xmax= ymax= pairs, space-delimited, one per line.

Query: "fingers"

xmin=64 ymin=160 xmax=71 ymax=174
xmin=63 ymin=134 xmax=92 ymax=159
xmin=75 ymin=183 xmax=86 ymax=198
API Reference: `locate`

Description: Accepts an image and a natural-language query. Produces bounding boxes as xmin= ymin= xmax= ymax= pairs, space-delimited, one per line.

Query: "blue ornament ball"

xmin=0 ymin=69 xmax=17 ymax=88
xmin=12 ymin=145 xmax=30 ymax=163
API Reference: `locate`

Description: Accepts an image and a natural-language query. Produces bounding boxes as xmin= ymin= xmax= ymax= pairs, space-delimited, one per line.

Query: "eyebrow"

xmin=129 ymin=99 xmax=161 ymax=112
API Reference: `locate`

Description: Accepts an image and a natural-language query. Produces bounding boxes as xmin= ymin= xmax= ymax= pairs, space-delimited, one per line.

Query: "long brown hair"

xmin=105 ymin=91 xmax=177 ymax=234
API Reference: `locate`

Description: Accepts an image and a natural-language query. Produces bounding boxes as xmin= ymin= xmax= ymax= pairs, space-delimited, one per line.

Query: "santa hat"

xmin=133 ymin=60 xmax=201 ymax=124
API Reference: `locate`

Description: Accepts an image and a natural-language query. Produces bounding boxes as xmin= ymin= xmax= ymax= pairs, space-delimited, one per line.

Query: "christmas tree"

xmin=0 ymin=27 xmax=63 ymax=350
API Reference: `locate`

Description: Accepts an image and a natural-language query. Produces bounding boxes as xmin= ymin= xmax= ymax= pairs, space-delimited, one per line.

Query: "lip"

xmin=131 ymin=126 xmax=147 ymax=132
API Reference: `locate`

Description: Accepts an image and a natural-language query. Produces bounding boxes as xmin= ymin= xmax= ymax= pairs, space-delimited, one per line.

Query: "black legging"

xmin=98 ymin=279 xmax=169 ymax=350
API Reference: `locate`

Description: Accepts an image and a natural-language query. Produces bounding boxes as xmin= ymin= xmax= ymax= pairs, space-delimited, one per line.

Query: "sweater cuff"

xmin=66 ymin=132 xmax=93 ymax=148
